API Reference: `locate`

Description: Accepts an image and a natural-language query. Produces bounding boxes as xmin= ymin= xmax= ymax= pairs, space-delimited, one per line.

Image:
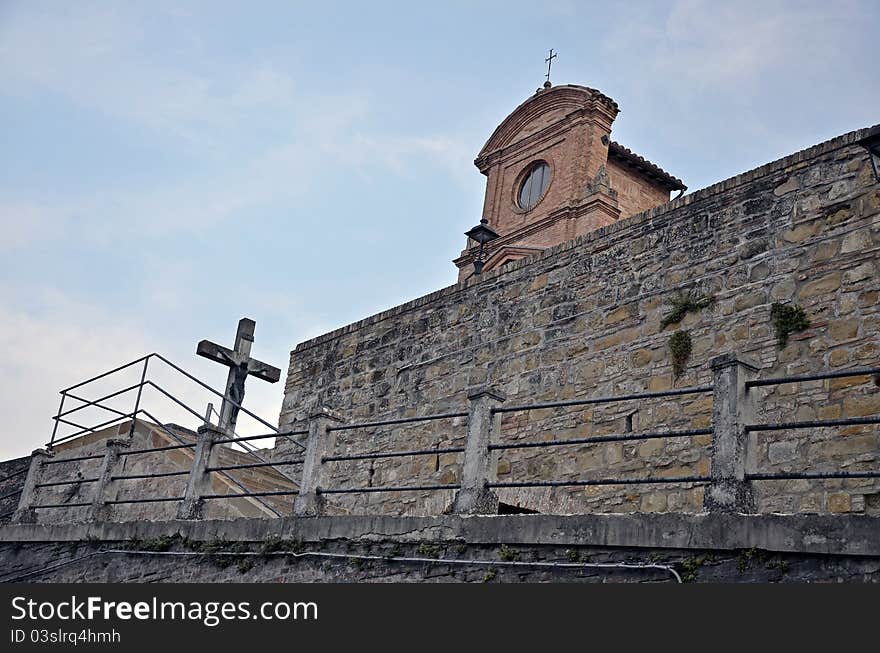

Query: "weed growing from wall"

xmin=668 ymin=330 xmax=693 ymax=377
xmin=417 ymin=542 xmax=441 ymax=559
xmin=770 ymin=303 xmax=810 ymax=347
xmin=660 ymin=291 xmax=715 ymax=330
xmin=498 ymin=544 xmax=517 ymax=562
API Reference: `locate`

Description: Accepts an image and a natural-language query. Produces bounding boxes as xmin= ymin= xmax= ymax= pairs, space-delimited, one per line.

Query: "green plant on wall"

xmin=668 ymin=330 xmax=692 ymax=377
xmin=660 ymin=290 xmax=715 ymax=330
xmin=770 ymin=303 xmax=810 ymax=347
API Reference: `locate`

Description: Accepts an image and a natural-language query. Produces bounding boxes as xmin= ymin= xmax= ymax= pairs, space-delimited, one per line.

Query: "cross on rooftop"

xmin=544 ymin=48 xmax=557 ymax=83
xmin=196 ymin=318 xmax=281 ymax=435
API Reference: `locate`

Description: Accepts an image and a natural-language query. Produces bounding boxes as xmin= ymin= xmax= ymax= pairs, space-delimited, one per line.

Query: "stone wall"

xmin=6 ymin=540 xmax=877 ymax=583
xmin=26 ymin=421 xmax=298 ymax=524
xmin=0 ymin=456 xmax=28 ymax=522
xmin=279 ymin=125 xmax=880 ymax=517
xmin=1 ymin=513 xmax=878 ymax=583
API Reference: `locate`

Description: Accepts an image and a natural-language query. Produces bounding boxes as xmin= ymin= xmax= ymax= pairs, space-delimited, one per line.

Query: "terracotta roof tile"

xmin=609 ymin=141 xmax=686 ymax=191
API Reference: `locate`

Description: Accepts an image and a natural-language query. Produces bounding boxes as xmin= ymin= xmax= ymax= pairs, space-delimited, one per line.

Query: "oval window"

xmin=517 ymin=161 xmax=550 ymax=211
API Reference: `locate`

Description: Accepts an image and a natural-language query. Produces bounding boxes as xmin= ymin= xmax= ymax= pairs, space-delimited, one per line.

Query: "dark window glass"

xmin=517 ymin=162 xmax=550 ymax=210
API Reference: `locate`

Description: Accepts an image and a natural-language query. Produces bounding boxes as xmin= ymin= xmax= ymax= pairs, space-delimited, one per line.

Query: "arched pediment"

xmin=476 ymin=85 xmax=619 ymax=163
xmin=481 ymin=245 xmax=545 ymax=273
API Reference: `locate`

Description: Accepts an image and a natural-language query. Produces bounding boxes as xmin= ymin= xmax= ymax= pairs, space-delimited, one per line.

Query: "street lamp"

xmin=859 ymin=133 xmax=880 ymax=183
xmin=464 ymin=218 xmax=500 ymax=276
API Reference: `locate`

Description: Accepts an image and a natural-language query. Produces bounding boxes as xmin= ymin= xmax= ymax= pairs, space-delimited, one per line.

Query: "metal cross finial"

xmin=544 ymin=48 xmax=557 ymax=83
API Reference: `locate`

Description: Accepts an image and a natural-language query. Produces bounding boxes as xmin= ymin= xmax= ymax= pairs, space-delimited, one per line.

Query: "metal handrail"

xmin=47 ymin=417 xmax=291 ymax=518
xmin=143 ymin=381 xmax=205 ymax=423
xmin=112 ymin=471 xmax=190 ymax=480
xmin=220 ymin=430 xmax=308 ymax=444
xmin=45 ymin=351 xmax=304 ymax=506
xmin=0 ymin=488 xmax=23 ymax=502
xmin=129 ymin=418 xmax=286 ymax=516
xmin=51 ymin=353 xmax=283 ymax=439
xmin=105 ymin=497 xmax=185 ymax=505
xmin=323 ymin=445 xmax=465 ymax=463
xmin=120 ymin=442 xmax=198 ymax=456
xmin=45 ymin=410 xmax=299 ymax=512
xmin=746 ymin=416 xmax=880 ymax=432
xmin=60 ymin=355 xmax=151 ymax=394
xmin=51 ymin=412 xmax=138 ymax=446
xmin=207 ymin=459 xmax=305 ymax=473
xmin=30 ymin=502 xmax=92 ymax=509
xmin=487 ymin=428 xmax=712 ymax=451
xmin=746 ymin=366 xmax=880 ymax=388
xmin=34 ymin=478 xmax=98 ymax=488
xmin=54 ymin=416 xmax=100 ymax=433
xmin=152 ymin=353 xmax=280 ymax=434
xmin=494 ymin=385 xmax=715 ymax=414
xmin=489 ymin=476 xmax=710 ymax=488
xmin=0 ymin=468 xmax=29 ymax=483
xmin=54 ymin=385 xmax=142 ymax=420
xmin=328 ymin=411 xmax=469 ymax=432
xmin=318 ymin=483 xmax=460 ymax=494
xmin=747 ymin=470 xmax=880 ymax=481
xmin=202 ymin=489 xmax=301 ymax=500
xmin=43 ymin=453 xmax=105 ymax=465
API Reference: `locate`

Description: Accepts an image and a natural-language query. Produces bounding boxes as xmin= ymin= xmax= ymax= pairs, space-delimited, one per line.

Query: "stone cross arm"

xmin=196 ymin=339 xmax=281 ymax=383
xmin=196 ymin=317 xmax=281 ymax=435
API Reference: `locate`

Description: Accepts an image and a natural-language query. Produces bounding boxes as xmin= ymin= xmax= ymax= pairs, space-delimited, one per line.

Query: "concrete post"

xmin=177 ymin=424 xmax=222 ymax=520
xmin=88 ymin=438 xmax=131 ymax=521
xmin=294 ymin=407 xmax=344 ymax=517
xmin=452 ymin=388 xmax=505 ymax=514
xmin=12 ymin=448 xmax=54 ymax=524
xmin=704 ymin=353 xmax=759 ymax=513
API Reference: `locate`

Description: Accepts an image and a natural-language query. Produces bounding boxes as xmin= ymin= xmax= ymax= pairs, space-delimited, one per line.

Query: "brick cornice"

xmin=477 ymin=85 xmax=618 ymax=167
xmin=453 ymin=192 xmax=620 ymax=268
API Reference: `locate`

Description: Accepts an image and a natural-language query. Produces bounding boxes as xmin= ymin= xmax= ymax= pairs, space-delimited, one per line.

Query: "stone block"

xmin=798 ymin=272 xmax=842 ymax=300
xmin=827 ymin=493 xmax=852 ymax=513
xmin=841 ymin=230 xmax=871 ymax=254
xmin=828 ymin=319 xmax=859 ymax=342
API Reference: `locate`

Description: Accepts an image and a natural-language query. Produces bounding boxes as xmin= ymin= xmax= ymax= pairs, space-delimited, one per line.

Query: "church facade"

xmin=454 ymin=84 xmax=685 ymax=280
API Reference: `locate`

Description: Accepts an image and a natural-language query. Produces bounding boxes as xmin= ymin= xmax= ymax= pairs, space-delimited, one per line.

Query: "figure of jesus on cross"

xmin=196 ymin=318 xmax=281 ymax=435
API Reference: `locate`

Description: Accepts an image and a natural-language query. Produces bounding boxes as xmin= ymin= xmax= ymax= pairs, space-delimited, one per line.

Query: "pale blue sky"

xmin=1 ymin=1 xmax=878 ymax=459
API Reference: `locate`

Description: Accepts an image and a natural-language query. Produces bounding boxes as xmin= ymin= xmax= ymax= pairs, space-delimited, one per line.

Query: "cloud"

xmin=0 ymin=284 xmax=154 ymax=459
xmin=0 ymin=282 xmax=300 ymax=460
xmin=325 ymin=133 xmax=475 ymax=186
xmin=0 ymin=202 xmax=64 ymax=250
xmin=0 ymin=107 xmax=474 ymax=258
xmin=0 ymin=4 xmax=213 ymax=137
xmin=602 ymin=0 xmax=869 ymax=90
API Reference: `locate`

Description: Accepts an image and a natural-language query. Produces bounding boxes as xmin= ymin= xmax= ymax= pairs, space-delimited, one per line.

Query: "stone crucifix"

xmin=196 ymin=318 xmax=281 ymax=435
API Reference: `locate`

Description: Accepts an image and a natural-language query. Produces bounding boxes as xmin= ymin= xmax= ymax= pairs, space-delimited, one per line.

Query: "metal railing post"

xmin=49 ymin=393 xmax=66 ymax=450
xmin=453 ymin=388 xmax=505 ymax=514
xmin=294 ymin=407 xmax=344 ymax=517
xmin=12 ymin=449 xmax=55 ymax=523
xmin=705 ymin=353 xmax=759 ymax=513
xmin=177 ymin=423 xmax=222 ymax=519
xmin=88 ymin=438 xmax=131 ymax=521
xmin=127 ymin=357 xmax=150 ymax=440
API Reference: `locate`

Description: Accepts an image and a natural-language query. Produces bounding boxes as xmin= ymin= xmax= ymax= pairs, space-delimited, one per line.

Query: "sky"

xmin=1 ymin=0 xmax=878 ymax=460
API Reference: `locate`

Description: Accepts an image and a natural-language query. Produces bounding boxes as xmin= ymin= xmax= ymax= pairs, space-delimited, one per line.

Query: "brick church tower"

xmin=454 ymin=83 xmax=686 ymax=280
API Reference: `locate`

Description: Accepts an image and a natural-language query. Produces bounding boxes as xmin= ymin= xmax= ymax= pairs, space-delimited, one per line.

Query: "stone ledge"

xmin=2 ymin=512 xmax=879 ymax=557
